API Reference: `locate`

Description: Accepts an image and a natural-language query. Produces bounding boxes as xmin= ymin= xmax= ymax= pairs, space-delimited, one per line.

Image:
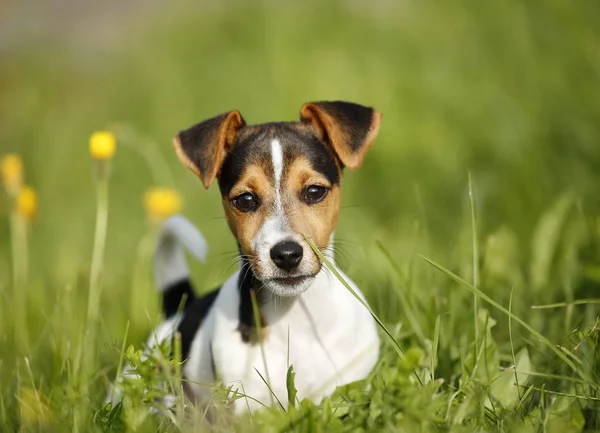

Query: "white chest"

xmin=208 ymin=271 xmax=380 ymax=413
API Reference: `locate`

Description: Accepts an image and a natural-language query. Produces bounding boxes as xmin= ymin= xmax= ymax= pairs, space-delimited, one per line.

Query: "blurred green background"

xmin=1 ymin=0 xmax=600 ymax=428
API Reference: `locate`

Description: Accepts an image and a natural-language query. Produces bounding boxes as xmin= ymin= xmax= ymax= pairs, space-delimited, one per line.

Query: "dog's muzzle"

xmin=269 ymin=241 xmax=303 ymax=272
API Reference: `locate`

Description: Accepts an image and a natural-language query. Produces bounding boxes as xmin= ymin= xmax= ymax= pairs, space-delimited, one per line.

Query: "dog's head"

xmin=173 ymin=101 xmax=381 ymax=297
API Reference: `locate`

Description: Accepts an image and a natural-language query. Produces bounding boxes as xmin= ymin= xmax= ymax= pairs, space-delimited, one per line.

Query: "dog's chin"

xmin=262 ymin=275 xmax=315 ymax=297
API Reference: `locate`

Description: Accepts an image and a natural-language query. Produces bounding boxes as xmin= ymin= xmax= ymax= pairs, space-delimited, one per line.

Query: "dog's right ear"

xmin=172 ymin=111 xmax=246 ymax=189
xmin=300 ymin=101 xmax=381 ymax=170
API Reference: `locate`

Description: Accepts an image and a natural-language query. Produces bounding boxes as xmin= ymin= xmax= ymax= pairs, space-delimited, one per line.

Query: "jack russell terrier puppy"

xmin=109 ymin=100 xmax=382 ymax=415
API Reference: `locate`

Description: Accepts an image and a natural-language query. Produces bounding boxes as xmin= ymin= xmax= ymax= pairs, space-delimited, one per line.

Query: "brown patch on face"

xmin=282 ymin=157 xmax=341 ymax=259
xmin=222 ymin=161 xmax=275 ymax=272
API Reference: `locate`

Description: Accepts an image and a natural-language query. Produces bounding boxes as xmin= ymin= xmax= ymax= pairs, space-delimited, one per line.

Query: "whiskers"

xmin=215 ymin=250 xmax=252 ymax=278
xmin=240 ymin=258 xmax=254 ymax=285
xmin=253 ymin=280 xmax=274 ymax=306
xmin=317 ymin=237 xmax=356 ymax=267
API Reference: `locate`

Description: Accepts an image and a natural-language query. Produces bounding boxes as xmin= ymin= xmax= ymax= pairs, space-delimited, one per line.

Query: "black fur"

xmin=218 ymin=123 xmax=340 ymax=197
xmin=290 ymin=129 xmax=340 ymax=185
xmin=306 ymin=101 xmax=374 ymax=153
xmin=166 ymin=257 xmax=260 ymax=370
xmin=218 ymin=128 xmax=265 ymax=197
xmin=178 ymin=113 xmax=231 ymax=177
xmin=163 ymin=279 xmax=196 ymax=318
xmin=176 ymin=286 xmax=220 ymax=360
xmin=237 ymin=255 xmax=263 ymax=343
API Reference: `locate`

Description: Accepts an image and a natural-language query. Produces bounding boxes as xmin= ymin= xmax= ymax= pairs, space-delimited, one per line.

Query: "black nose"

xmin=270 ymin=241 xmax=303 ymax=271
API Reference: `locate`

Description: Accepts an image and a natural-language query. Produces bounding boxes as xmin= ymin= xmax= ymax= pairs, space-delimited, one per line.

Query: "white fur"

xmin=250 ymin=217 xmax=316 ymax=296
xmin=250 ymin=139 xmax=305 ymax=295
xmin=186 ymin=264 xmax=379 ymax=414
xmin=109 ymin=211 xmax=379 ymax=415
xmin=154 ymin=215 xmax=209 ymax=290
xmin=270 ymin=139 xmax=284 ymax=213
xmin=249 ymin=138 xmax=323 ymax=297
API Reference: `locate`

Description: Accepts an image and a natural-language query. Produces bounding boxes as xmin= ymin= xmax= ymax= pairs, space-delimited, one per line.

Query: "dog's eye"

xmin=232 ymin=193 xmax=259 ymax=212
xmin=302 ymin=185 xmax=329 ymax=204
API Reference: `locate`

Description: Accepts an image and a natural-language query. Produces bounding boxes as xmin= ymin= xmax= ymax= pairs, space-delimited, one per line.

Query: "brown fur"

xmin=168 ymin=101 xmax=381 ymax=348
xmin=222 ymin=155 xmax=340 ymax=279
xmin=173 ymin=101 xmax=381 ymax=280
xmin=223 ymin=162 xmax=275 ymax=275
xmin=283 ymin=157 xmax=340 ymax=253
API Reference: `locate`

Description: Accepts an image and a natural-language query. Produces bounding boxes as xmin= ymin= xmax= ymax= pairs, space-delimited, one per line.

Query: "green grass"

xmin=1 ymin=0 xmax=600 ymax=431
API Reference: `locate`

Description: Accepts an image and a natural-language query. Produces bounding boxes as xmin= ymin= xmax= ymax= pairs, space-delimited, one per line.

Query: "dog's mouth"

xmin=270 ymin=275 xmax=312 ymax=286
xmin=261 ymin=273 xmax=317 ymax=296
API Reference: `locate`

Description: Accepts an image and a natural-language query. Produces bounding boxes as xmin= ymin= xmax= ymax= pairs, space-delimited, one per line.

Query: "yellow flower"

xmin=144 ymin=187 xmax=182 ymax=221
xmin=17 ymin=186 xmax=37 ymax=221
xmin=89 ymin=131 xmax=116 ymax=160
xmin=1 ymin=153 xmax=23 ymax=195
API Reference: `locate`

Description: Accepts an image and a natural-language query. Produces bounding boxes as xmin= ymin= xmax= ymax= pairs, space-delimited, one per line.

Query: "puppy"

xmin=110 ymin=101 xmax=382 ymax=415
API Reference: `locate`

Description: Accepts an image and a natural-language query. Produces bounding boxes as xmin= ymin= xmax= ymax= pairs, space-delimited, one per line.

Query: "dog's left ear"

xmin=172 ymin=110 xmax=246 ymax=189
xmin=300 ymin=101 xmax=381 ymax=169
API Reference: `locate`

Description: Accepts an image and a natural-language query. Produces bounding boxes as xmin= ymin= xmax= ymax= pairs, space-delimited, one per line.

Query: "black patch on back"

xmin=217 ymin=123 xmax=340 ymax=197
xmin=176 ymin=287 xmax=220 ymax=361
xmin=163 ymin=279 xmax=196 ymax=318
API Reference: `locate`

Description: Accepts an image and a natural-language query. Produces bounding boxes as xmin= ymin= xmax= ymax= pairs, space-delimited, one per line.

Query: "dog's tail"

xmin=154 ymin=215 xmax=208 ymax=318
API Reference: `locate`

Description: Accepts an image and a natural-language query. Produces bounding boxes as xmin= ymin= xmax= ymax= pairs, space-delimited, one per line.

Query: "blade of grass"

xmin=286 ymin=365 xmax=297 ymax=409
xmin=109 ymin=321 xmax=130 ymax=404
xmin=515 ymin=383 xmax=535 ymax=411
xmin=173 ymin=331 xmax=184 ymax=416
xmin=225 ymin=382 xmax=270 ymax=415
xmin=531 ymin=299 xmax=600 ymax=309
xmin=376 ymin=241 xmax=426 ymax=345
xmin=419 ymin=254 xmax=594 ymax=384
xmin=431 ymin=315 xmax=440 ymax=381
xmin=253 ymin=368 xmax=285 ymax=411
xmin=519 ymin=385 xmax=600 ymax=402
xmin=508 ymin=286 xmax=521 ymax=402
xmin=511 ymin=370 xmax=589 ymax=384
xmin=0 ymin=360 xmax=6 ymax=424
xmin=468 ymin=172 xmax=479 ymax=358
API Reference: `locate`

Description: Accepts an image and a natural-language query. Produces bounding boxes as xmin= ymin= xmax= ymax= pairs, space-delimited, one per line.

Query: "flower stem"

xmin=9 ymin=207 xmax=28 ymax=351
xmin=10 ymin=210 xmax=21 ymax=288
xmin=129 ymin=227 xmax=156 ymax=327
xmin=86 ymin=178 xmax=109 ymax=335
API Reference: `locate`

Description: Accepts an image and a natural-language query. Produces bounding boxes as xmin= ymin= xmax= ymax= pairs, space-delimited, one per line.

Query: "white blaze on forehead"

xmin=271 ymin=139 xmax=284 ymax=212
xmin=271 ymin=139 xmax=283 ymax=184
xmin=250 ymin=138 xmax=293 ymax=271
